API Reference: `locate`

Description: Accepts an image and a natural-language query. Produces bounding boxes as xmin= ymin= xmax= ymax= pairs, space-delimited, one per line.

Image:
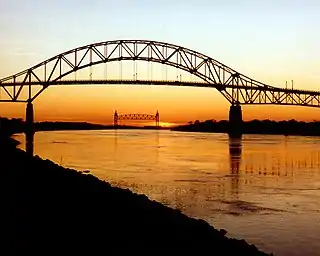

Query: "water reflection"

xmin=113 ymin=129 xmax=118 ymax=152
xmin=229 ymin=136 xmax=242 ymax=172
xmin=25 ymin=132 xmax=34 ymax=156
xmin=113 ymin=129 xmax=160 ymax=164
xmin=155 ymin=130 xmax=159 ymax=162
xmin=16 ymin=130 xmax=320 ymax=256
xmin=228 ymin=135 xmax=242 ymax=198
xmin=242 ymin=139 xmax=320 ymax=177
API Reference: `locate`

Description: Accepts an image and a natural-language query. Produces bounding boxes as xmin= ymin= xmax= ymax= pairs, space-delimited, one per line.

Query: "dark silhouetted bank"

xmin=0 ymin=125 xmax=270 ymax=255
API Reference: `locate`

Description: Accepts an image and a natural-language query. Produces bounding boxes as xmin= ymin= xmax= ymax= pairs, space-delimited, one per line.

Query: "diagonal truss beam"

xmin=0 ymin=39 xmax=319 ymax=108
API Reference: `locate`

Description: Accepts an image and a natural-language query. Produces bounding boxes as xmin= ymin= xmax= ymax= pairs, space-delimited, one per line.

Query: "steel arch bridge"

xmin=113 ymin=110 xmax=159 ymax=127
xmin=0 ymin=39 xmax=320 ymax=108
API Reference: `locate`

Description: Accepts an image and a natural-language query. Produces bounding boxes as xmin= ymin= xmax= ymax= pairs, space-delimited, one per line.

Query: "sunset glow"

xmin=1 ymin=0 xmax=319 ymax=124
xmin=2 ymin=2 xmax=320 ymax=255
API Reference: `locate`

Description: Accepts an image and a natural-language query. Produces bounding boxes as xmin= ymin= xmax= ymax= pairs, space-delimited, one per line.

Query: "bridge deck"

xmin=1 ymin=79 xmax=320 ymax=96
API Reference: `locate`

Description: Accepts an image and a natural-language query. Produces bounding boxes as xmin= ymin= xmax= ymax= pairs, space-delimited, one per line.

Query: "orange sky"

xmin=1 ymin=1 xmax=319 ymax=125
xmin=1 ymin=84 xmax=320 ymax=126
xmin=0 ymin=53 xmax=319 ymax=125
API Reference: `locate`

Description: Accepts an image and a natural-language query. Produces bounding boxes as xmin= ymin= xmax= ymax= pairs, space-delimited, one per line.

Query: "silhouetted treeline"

xmin=0 ymin=118 xmax=112 ymax=133
xmin=0 ymin=117 xmax=25 ymax=135
xmin=36 ymin=122 xmax=166 ymax=131
xmin=0 ymin=117 xmax=167 ymax=133
xmin=0 ymin=118 xmax=23 ymax=149
xmin=3 ymin=116 xmax=320 ymax=136
xmin=173 ymin=119 xmax=320 ymax=136
xmin=34 ymin=121 xmax=112 ymax=131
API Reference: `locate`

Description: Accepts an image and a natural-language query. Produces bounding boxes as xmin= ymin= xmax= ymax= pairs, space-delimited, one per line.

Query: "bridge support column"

xmin=228 ymin=105 xmax=243 ymax=137
xmin=155 ymin=110 xmax=160 ymax=128
xmin=25 ymin=101 xmax=34 ymax=156
xmin=113 ymin=110 xmax=118 ymax=128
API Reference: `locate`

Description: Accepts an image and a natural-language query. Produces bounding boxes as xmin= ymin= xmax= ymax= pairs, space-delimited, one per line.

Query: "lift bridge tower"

xmin=114 ymin=110 xmax=160 ymax=128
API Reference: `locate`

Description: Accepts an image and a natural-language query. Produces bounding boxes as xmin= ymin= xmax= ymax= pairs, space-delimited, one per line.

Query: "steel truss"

xmin=114 ymin=111 xmax=159 ymax=127
xmin=0 ymin=39 xmax=319 ymax=107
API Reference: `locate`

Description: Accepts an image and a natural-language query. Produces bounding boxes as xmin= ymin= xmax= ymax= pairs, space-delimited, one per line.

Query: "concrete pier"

xmin=228 ymin=105 xmax=243 ymax=136
xmin=25 ymin=102 xmax=34 ymax=156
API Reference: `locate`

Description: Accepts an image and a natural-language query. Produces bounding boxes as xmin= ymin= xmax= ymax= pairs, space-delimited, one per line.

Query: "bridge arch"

xmin=0 ymin=39 xmax=275 ymax=103
xmin=1 ymin=39 xmax=320 ymax=151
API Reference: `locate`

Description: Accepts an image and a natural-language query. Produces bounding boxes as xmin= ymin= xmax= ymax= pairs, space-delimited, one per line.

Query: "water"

xmin=16 ymin=130 xmax=320 ymax=256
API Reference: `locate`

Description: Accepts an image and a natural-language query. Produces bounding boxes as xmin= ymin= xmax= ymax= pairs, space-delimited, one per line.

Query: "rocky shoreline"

xmin=0 ymin=134 xmax=271 ymax=255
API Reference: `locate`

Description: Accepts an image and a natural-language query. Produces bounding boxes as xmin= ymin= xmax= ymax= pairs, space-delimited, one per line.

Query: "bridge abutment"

xmin=228 ymin=105 xmax=243 ymax=136
xmin=25 ymin=101 xmax=34 ymax=156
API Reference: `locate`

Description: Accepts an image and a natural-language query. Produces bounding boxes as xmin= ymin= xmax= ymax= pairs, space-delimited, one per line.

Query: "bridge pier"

xmin=25 ymin=101 xmax=34 ymax=156
xmin=155 ymin=110 xmax=160 ymax=128
xmin=228 ymin=104 xmax=243 ymax=136
xmin=113 ymin=110 xmax=118 ymax=128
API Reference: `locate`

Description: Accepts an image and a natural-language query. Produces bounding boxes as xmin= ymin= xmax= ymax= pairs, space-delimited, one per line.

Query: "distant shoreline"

xmin=0 ymin=119 xmax=170 ymax=134
xmin=3 ymin=117 xmax=320 ymax=137
xmin=171 ymin=119 xmax=320 ymax=137
xmin=34 ymin=121 xmax=170 ymax=131
xmin=172 ymin=129 xmax=320 ymax=137
xmin=34 ymin=125 xmax=170 ymax=132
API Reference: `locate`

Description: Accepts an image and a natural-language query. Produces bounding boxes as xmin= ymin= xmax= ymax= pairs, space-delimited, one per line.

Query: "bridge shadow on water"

xmin=26 ymin=132 xmax=34 ymax=156
xmin=228 ymin=135 xmax=242 ymax=199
